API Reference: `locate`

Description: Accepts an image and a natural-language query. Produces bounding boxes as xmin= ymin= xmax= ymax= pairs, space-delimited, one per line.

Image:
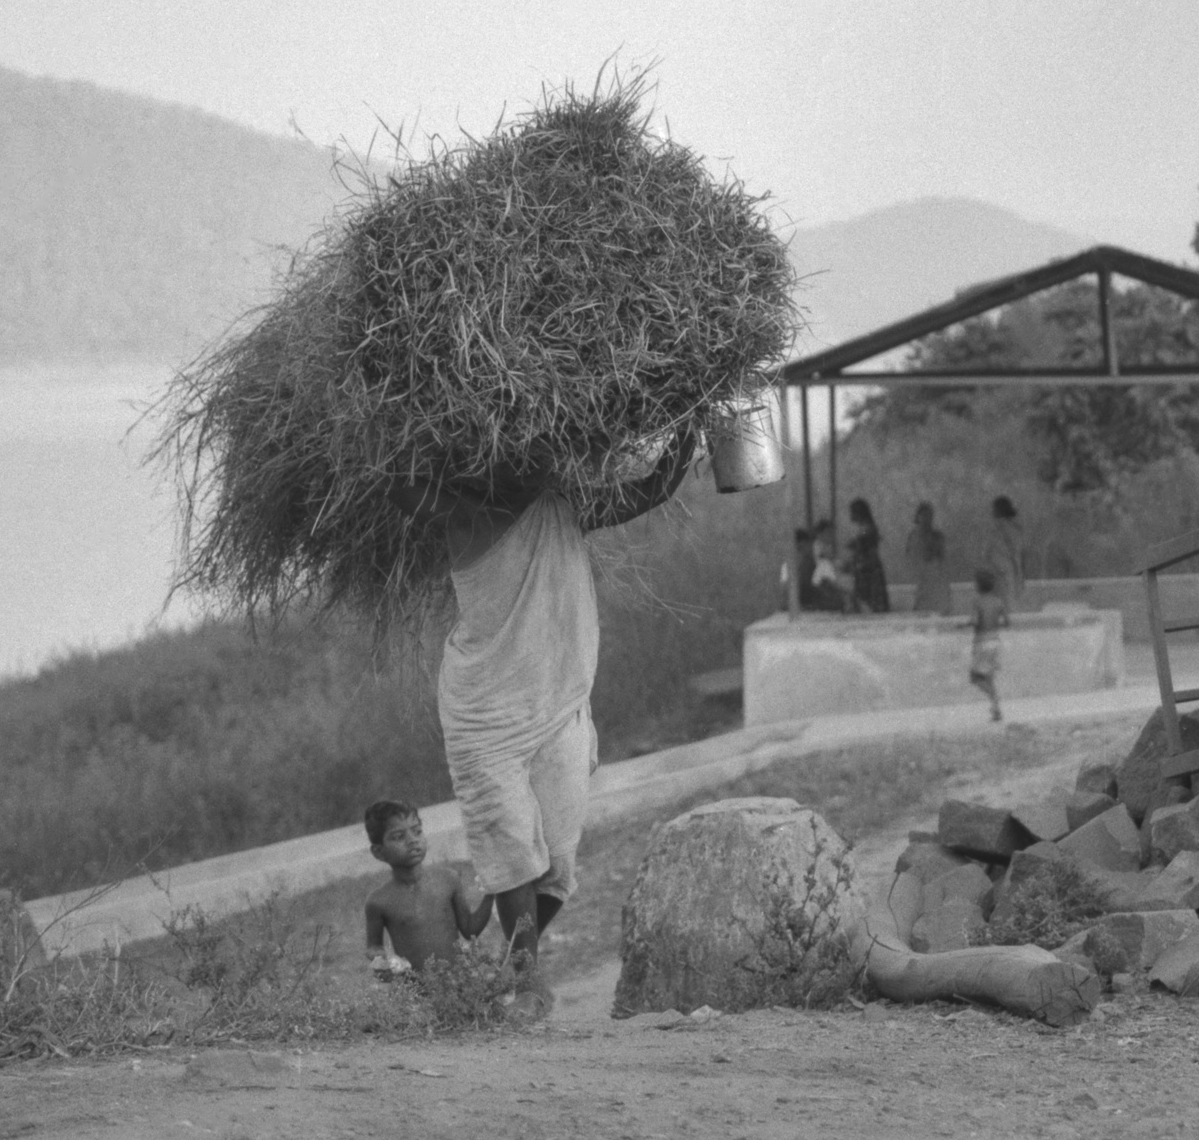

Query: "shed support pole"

xmin=800 ymin=384 xmax=813 ymax=531
xmin=828 ymin=383 xmax=838 ymax=553
xmin=1098 ymin=269 xmax=1120 ymax=377
xmin=780 ymin=381 xmax=800 ymax=619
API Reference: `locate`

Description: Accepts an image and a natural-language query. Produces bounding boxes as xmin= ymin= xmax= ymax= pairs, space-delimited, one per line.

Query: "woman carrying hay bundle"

xmin=391 ymin=436 xmax=695 ymax=1019
xmin=154 ymin=73 xmax=798 ymax=1020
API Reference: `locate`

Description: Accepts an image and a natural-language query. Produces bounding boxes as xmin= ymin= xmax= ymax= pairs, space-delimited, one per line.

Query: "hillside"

xmin=2 ymin=67 xmax=1096 ymax=363
xmin=790 ymin=196 xmax=1089 ymax=351
xmin=0 ymin=66 xmax=347 ymax=361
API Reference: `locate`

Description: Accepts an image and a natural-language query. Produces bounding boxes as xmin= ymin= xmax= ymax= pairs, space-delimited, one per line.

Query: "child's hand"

xmin=370 ymin=954 xmax=412 ymax=982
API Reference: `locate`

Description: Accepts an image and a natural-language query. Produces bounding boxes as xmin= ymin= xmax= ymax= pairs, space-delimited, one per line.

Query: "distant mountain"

xmin=788 ymin=197 xmax=1090 ymax=354
xmin=0 ymin=68 xmax=1093 ymax=364
xmin=0 ymin=66 xmax=347 ymax=361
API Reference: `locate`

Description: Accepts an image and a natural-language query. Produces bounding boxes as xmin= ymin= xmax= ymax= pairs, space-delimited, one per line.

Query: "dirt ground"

xmin=6 ymin=712 xmax=1199 ymax=1140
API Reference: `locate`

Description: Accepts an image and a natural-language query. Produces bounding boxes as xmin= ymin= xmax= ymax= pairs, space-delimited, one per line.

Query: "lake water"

xmin=0 ymin=359 xmax=203 ymax=680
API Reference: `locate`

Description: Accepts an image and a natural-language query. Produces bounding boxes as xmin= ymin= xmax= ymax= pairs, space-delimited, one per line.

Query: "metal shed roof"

xmin=779 ymin=244 xmax=1199 ymax=388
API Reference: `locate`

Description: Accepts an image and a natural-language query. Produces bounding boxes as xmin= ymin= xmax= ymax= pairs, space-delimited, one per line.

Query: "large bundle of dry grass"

xmin=155 ymin=73 xmax=801 ymax=626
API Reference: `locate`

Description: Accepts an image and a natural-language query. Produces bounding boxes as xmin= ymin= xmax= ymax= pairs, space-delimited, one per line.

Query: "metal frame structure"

xmin=1140 ymin=529 xmax=1199 ymax=779
xmin=773 ymin=245 xmax=1199 ymax=607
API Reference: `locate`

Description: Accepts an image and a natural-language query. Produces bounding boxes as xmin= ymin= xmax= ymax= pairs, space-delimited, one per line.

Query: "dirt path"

xmin=8 ymin=715 xmax=1198 ymax=1140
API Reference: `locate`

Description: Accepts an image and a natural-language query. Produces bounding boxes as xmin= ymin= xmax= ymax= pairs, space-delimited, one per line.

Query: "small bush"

xmin=395 ymin=940 xmax=514 ymax=1032
xmin=982 ymin=861 xmax=1111 ymax=950
xmin=752 ymin=834 xmax=864 ymax=1010
xmin=1 ymin=886 xmax=172 ymax=1061
xmin=159 ymin=892 xmax=338 ymax=1041
xmin=1 ymin=887 xmax=522 ymax=1063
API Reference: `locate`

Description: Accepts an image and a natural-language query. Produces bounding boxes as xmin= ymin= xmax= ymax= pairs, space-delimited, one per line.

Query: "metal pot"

xmin=709 ymin=401 xmax=785 ymax=493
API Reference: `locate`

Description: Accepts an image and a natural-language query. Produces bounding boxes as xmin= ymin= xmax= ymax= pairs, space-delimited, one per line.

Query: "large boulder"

xmin=614 ymin=798 xmax=865 ymax=1015
xmin=1116 ymin=708 xmax=1199 ymax=824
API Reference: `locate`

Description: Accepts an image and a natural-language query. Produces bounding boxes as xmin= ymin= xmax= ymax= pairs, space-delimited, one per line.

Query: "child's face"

xmin=373 ymin=813 xmax=427 ymax=870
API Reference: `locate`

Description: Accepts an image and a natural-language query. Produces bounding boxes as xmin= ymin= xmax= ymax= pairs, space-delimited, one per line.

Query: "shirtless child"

xmin=363 ymin=799 xmax=493 ymax=978
xmin=966 ymin=567 xmax=1010 ymax=722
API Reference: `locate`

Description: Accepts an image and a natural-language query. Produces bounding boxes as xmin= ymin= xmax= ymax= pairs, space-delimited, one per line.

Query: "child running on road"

xmin=967 ymin=567 xmax=1009 ymax=722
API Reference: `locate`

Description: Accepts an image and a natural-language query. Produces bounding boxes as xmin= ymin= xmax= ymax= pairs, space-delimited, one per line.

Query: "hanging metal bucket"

xmin=709 ymin=401 xmax=785 ymax=493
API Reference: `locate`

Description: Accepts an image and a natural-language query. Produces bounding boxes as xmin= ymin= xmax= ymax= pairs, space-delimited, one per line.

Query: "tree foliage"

xmin=848 ymin=277 xmax=1199 ymax=493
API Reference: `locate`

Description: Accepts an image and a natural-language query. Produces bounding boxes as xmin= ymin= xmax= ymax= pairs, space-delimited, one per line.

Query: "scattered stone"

xmin=1139 ymin=784 xmax=1191 ymax=864
xmin=1051 ymin=946 xmax=1097 ymax=977
xmin=1147 ymin=797 xmax=1199 ymax=864
xmin=1075 ymin=756 xmax=1118 ymax=798
xmin=1109 ymin=972 xmax=1138 ymax=994
xmin=1012 ymin=799 xmax=1070 ymax=844
xmin=1148 ymin=930 xmax=1199 ymax=994
xmin=1074 ymin=910 xmax=1199 ymax=972
xmin=1088 ymin=866 xmax=1165 ymax=912
xmin=894 ymin=840 xmax=970 ymax=883
xmin=910 ymin=898 xmax=985 ymax=953
xmin=1055 ymin=927 xmax=1126 ymax=975
xmin=1056 ymin=804 xmax=1140 ymax=872
xmin=859 ymin=869 xmax=1100 ymax=1026
xmin=921 ymin=862 xmax=993 ymax=912
xmin=937 ymin=800 xmax=1030 ymax=862
xmin=1132 ymin=850 xmax=1199 ymax=910
xmin=1115 ymin=708 xmax=1199 ymax=825
xmin=615 ymin=798 xmax=864 ymax=1015
xmin=1065 ymin=790 xmax=1116 ymax=833
xmin=907 ymin=830 xmax=939 ymax=845
xmin=987 ymin=842 xmax=1069 ymax=927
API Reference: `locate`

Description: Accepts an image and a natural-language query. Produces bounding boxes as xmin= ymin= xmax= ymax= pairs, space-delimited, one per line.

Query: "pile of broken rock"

xmin=900 ymin=709 xmax=1199 ymax=997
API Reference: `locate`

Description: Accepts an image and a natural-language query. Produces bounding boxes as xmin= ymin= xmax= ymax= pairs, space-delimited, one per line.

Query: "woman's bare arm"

xmin=581 ymin=429 xmax=697 ymax=531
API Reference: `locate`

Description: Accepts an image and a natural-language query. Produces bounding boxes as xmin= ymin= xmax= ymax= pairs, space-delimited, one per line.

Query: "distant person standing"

xmin=966 ymin=568 xmax=1009 ymax=722
xmin=984 ymin=495 xmax=1026 ymax=612
xmin=845 ymin=498 xmax=890 ymax=614
xmin=905 ymin=501 xmax=953 ymax=615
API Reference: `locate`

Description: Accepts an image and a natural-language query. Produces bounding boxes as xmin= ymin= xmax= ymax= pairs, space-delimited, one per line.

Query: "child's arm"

xmin=365 ymin=899 xmax=389 ymax=960
xmin=451 ymin=878 xmax=494 ymax=939
xmin=581 ymin=429 xmax=697 ymax=531
xmin=366 ymin=899 xmax=412 ymax=978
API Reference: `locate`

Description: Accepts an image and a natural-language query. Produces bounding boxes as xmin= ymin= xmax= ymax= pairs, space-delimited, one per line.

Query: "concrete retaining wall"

xmin=743 ymin=608 xmax=1123 ymax=727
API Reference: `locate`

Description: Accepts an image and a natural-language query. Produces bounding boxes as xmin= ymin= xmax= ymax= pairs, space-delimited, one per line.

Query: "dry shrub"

xmin=154 ymin=69 xmax=801 ymax=628
xmin=983 ymin=861 xmax=1111 ymax=950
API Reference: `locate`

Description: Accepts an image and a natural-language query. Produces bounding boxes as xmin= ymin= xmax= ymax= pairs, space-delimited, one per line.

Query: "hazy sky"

xmin=5 ymin=0 xmax=1198 ymax=261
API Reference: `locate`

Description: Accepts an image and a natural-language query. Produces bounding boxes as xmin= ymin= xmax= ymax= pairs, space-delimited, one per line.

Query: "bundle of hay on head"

xmin=154 ymin=71 xmax=802 ymax=629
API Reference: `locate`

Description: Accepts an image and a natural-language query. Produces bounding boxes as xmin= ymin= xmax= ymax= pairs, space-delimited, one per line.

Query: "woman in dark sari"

xmin=845 ymin=497 xmax=890 ymax=613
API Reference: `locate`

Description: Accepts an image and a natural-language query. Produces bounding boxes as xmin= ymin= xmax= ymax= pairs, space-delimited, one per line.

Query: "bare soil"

xmin=7 ymin=711 xmax=1199 ymax=1140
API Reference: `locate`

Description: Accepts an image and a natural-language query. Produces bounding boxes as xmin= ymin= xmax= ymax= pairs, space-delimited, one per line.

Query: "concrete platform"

xmin=743 ymin=607 xmax=1123 ymax=726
